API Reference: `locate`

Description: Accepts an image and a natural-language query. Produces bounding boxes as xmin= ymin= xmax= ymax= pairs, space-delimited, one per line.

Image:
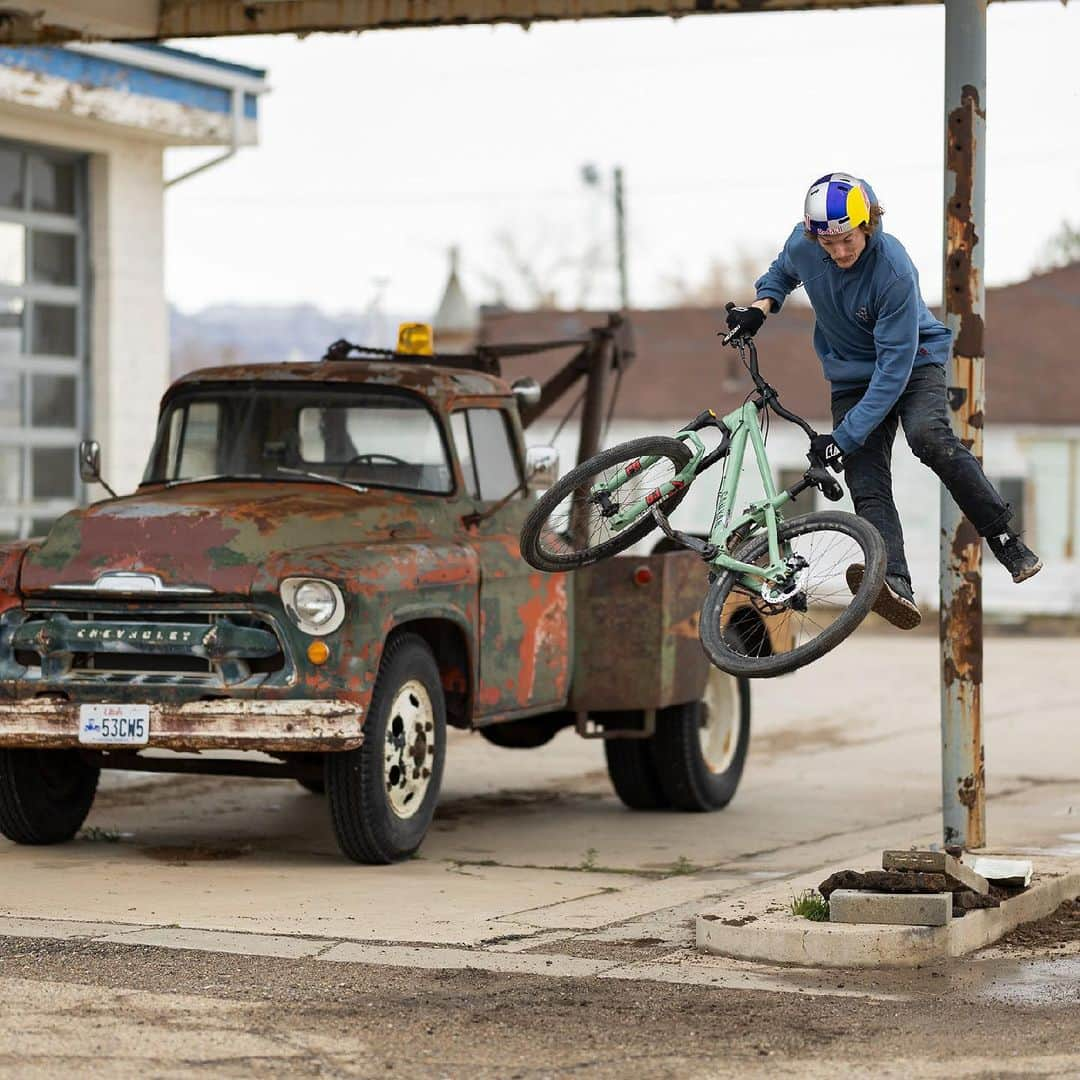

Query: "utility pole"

xmin=581 ymin=163 xmax=630 ymax=310
xmin=614 ymin=166 xmax=629 ymax=310
xmin=940 ymin=0 xmax=986 ymax=850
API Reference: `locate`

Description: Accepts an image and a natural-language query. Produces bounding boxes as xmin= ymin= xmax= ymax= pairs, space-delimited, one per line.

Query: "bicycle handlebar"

xmin=718 ymin=333 xmax=845 ymax=501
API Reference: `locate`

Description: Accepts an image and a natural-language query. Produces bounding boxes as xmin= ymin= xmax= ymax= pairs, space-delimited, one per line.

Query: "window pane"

xmin=468 ymin=410 xmax=520 ymax=501
xmin=31 ymin=303 xmax=76 ymax=356
xmin=30 ymin=516 xmax=56 ymax=537
xmin=31 ymin=374 xmax=75 ymax=428
xmin=0 ymin=147 xmax=24 ymax=209
xmin=31 ymin=231 xmax=76 ymax=286
xmin=29 ymin=156 xmax=75 ymax=215
xmin=451 ymin=412 xmax=478 ymax=498
xmin=0 ymin=446 xmax=21 ymax=502
xmin=0 ymin=221 xmax=24 ymax=285
xmin=31 ymin=446 xmax=75 ymax=499
xmin=0 ymin=371 xmax=21 ymax=428
xmin=0 ymin=516 xmax=17 ymax=541
xmin=0 ymin=298 xmax=24 ymax=355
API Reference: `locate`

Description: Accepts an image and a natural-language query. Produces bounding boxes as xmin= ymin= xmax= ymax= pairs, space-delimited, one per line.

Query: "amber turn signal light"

xmin=307 ymin=640 xmax=330 ymax=665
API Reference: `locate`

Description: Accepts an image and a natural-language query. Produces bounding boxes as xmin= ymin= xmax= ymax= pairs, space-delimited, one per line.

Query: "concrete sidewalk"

xmin=0 ymin=634 xmax=1077 ymax=982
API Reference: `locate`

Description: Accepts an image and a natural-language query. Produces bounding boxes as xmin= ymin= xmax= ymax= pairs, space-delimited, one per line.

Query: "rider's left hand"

xmin=810 ymin=433 xmax=846 ymax=472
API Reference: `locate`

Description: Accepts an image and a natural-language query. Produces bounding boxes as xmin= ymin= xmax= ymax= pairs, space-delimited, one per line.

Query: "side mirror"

xmin=79 ymin=439 xmax=101 ymax=484
xmin=79 ymin=439 xmax=118 ymax=498
xmin=511 ymin=377 xmax=542 ymax=410
xmin=525 ymin=446 xmax=559 ymax=491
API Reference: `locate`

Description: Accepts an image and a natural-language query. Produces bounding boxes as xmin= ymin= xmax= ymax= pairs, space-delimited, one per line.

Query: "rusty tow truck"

xmin=0 ymin=319 xmax=789 ymax=863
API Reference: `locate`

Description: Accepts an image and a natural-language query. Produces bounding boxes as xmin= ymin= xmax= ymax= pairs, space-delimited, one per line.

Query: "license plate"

xmin=78 ymin=704 xmax=150 ymax=746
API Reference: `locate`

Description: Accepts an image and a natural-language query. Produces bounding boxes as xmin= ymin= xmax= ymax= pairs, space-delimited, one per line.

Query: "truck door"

xmin=450 ymin=406 xmax=569 ymax=717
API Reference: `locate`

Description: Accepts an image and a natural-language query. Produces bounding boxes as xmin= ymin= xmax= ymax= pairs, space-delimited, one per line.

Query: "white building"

xmin=0 ymin=42 xmax=267 ymax=538
xmin=483 ymin=267 xmax=1080 ymax=619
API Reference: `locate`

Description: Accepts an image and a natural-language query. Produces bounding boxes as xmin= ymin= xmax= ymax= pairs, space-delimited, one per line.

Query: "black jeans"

xmin=831 ymin=363 xmax=1012 ymax=584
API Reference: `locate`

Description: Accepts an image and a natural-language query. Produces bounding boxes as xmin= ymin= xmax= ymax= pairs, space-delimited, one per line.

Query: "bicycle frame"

xmin=602 ymin=401 xmax=795 ymax=588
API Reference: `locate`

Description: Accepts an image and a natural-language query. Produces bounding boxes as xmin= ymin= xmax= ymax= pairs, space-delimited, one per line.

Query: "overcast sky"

xmin=164 ymin=2 xmax=1079 ymax=321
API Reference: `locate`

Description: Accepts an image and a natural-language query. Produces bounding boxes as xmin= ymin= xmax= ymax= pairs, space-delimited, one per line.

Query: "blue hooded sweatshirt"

xmin=754 ymin=212 xmax=951 ymax=453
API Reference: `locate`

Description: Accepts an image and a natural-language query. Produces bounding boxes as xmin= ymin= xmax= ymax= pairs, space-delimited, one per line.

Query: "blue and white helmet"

xmin=804 ymin=173 xmax=872 ymax=236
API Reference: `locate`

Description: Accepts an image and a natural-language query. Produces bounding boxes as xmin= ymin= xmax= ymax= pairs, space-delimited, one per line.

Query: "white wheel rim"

xmin=698 ymin=666 xmax=741 ymax=774
xmin=383 ymin=679 xmax=435 ymax=819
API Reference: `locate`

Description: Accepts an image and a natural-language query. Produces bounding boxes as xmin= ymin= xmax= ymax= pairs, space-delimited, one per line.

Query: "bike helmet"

xmin=804 ymin=173 xmax=872 ymax=236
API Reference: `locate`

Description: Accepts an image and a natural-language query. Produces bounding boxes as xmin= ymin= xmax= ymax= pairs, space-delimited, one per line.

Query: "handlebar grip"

xmin=819 ymin=476 xmax=844 ymax=502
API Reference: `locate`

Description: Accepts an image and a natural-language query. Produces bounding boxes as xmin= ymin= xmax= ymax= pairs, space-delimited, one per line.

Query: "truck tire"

xmin=297 ymin=778 xmax=325 ymax=795
xmin=650 ymin=660 xmax=750 ymax=812
xmin=0 ymin=749 xmax=99 ymax=845
xmin=326 ymin=633 xmax=446 ymax=864
xmin=604 ymin=719 xmax=670 ymax=810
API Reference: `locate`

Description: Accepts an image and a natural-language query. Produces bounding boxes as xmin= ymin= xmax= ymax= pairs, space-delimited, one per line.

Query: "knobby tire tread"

xmin=699 ymin=510 xmax=886 ymax=679
xmin=520 ymin=436 xmax=693 ymax=573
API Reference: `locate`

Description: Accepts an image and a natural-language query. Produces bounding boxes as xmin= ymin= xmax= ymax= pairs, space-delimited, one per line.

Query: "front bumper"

xmin=0 ymin=698 xmax=363 ymax=752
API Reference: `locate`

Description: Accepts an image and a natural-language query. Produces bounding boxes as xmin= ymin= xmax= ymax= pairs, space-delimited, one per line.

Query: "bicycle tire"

xmin=699 ymin=510 xmax=886 ymax=679
xmin=520 ymin=436 xmax=693 ymax=572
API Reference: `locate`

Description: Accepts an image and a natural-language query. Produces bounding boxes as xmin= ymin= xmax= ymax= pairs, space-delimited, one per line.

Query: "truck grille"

xmin=11 ymin=607 xmax=288 ymax=688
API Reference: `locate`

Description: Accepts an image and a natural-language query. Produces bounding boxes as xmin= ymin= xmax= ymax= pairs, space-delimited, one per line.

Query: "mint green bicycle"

xmin=519 ymin=335 xmax=887 ymax=678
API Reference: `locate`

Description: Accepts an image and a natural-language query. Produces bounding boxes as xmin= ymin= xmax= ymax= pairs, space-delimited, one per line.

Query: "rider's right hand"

xmin=724 ymin=302 xmax=766 ymax=340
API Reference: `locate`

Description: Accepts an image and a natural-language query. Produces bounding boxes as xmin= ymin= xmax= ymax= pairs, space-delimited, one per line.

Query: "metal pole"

xmin=614 ymin=166 xmax=629 ymax=310
xmin=940 ymin=0 xmax=987 ymax=850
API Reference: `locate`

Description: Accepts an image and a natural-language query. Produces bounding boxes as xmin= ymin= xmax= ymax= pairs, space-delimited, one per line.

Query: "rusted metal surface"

xmin=940 ymin=0 xmax=986 ymax=850
xmin=153 ymin=0 xmax=969 ymax=40
xmin=568 ymin=550 xmax=785 ymax=712
xmin=0 ymin=698 xmax=362 ymax=751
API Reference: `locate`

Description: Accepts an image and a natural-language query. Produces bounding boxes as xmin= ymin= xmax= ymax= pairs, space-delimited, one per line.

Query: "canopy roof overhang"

xmin=0 ymin=0 xmax=1023 ymax=43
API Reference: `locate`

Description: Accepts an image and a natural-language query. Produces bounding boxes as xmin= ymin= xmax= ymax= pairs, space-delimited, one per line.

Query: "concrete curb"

xmin=695 ymin=854 xmax=1080 ymax=968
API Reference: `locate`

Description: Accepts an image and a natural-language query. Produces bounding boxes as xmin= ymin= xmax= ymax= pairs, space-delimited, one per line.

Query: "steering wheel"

xmin=340 ymin=452 xmax=408 ymax=477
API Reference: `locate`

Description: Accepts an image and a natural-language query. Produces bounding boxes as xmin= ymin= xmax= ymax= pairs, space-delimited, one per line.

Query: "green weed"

xmin=790 ymin=890 xmax=830 ymax=922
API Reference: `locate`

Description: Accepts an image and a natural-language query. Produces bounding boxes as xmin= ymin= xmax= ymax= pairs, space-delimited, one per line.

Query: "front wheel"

xmin=0 ymin=749 xmax=99 ymax=844
xmin=519 ymin=436 xmax=692 ymax=573
xmin=326 ymin=633 xmax=446 ymax=864
xmin=700 ymin=511 xmax=886 ymax=679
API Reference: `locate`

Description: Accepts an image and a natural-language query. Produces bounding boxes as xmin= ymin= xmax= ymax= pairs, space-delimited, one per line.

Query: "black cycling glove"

xmin=724 ymin=302 xmax=766 ymax=339
xmin=810 ymin=433 xmax=846 ymax=472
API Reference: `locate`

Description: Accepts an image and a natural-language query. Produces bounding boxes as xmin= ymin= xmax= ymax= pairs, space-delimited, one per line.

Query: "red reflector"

xmin=633 ymin=566 xmax=653 ymax=586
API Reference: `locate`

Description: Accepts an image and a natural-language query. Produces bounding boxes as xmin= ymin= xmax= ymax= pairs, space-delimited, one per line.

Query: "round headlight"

xmin=294 ymin=580 xmax=337 ymax=626
xmin=280 ymin=577 xmax=345 ymax=636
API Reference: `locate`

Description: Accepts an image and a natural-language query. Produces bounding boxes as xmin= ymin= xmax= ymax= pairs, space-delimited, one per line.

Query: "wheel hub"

xmin=383 ymin=679 xmax=435 ymax=819
xmin=698 ymin=667 xmax=741 ymax=774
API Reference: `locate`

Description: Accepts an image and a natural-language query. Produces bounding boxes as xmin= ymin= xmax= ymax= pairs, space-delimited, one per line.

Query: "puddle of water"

xmin=977 ymin=956 xmax=1080 ymax=1006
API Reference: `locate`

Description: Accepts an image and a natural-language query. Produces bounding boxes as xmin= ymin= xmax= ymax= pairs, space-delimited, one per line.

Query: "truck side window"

xmin=451 ymin=409 xmax=521 ymax=502
xmin=451 ymin=412 xmax=478 ymax=499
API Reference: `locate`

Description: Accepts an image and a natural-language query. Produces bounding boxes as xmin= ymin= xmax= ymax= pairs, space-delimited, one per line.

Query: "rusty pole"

xmin=940 ymin=0 xmax=987 ymax=850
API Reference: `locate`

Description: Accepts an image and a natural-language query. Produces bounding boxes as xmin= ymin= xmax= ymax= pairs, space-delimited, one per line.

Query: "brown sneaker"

xmin=846 ymin=564 xmax=922 ymax=631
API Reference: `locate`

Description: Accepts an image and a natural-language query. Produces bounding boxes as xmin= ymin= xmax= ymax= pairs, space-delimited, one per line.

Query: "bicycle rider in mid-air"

xmin=724 ymin=171 xmax=1042 ymax=630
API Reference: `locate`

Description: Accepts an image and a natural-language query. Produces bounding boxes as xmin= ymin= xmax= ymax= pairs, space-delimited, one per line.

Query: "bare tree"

xmin=662 ymin=248 xmax=801 ymax=308
xmin=1034 ymin=220 xmax=1080 ymax=272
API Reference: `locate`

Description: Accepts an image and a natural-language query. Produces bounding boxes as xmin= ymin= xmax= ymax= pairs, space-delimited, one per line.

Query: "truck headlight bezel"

xmin=280 ymin=577 xmax=345 ymax=636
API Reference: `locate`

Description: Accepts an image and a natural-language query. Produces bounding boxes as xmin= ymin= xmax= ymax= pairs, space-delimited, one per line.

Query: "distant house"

xmin=480 ymin=262 xmax=1080 ymax=616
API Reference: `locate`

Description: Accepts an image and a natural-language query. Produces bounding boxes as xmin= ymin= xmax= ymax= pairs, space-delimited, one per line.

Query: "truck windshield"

xmin=143 ymin=384 xmax=453 ymax=494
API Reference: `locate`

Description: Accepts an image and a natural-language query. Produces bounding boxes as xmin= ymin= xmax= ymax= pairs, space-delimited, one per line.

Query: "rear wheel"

xmin=326 ymin=633 xmax=446 ymax=864
xmin=0 ymin=749 xmax=99 ymax=844
xmin=603 ymin=712 xmax=670 ymax=810
xmin=700 ymin=510 xmax=886 ymax=678
xmin=651 ymin=658 xmax=750 ymax=811
xmin=519 ymin=436 xmax=692 ymax=572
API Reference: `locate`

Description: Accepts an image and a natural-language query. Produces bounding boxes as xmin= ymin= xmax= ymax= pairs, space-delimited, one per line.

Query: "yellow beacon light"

xmin=397 ymin=322 xmax=435 ymax=357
